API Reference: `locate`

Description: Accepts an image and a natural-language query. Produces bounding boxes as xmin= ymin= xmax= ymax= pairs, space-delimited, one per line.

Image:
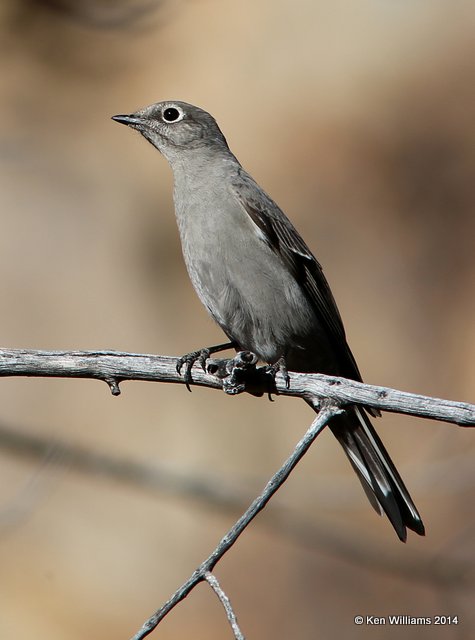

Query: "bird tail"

xmin=329 ymin=406 xmax=425 ymax=542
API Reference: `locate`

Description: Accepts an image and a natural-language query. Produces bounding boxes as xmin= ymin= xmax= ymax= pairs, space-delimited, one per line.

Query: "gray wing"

xmin=231 ymin=168 xmax=364 ymax=383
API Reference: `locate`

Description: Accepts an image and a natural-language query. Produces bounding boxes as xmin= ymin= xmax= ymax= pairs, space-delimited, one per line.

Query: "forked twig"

xmin=129 ymin=405 xmax=340 ymax=640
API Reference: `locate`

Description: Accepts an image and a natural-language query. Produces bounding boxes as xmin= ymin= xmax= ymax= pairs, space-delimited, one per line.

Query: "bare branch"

xmin=0 ymin=348 xmax=474 ymax=426
xmin=205 ymin=572 xmax=245 ymax=640
xmin=2 ymin=347 xmax=474 ymax=636
xmin=129 ymin=406 xmax=340 ymax=640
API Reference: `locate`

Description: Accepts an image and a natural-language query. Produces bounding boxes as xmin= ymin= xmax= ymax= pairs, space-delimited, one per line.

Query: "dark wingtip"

xmin=397 ymin=517 xmax=424 ymax=542
xmin=398 ymin=527 xmax=407 ymax=543
xmin=409 ymin=518 xmax=426 ymax=537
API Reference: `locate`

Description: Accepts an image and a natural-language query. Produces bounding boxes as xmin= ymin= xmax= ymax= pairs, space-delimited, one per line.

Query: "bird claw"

xmin=205 ymin=352 xmax=288 ymax=398
xmin=176 ymin=342 xmax=235 ymax=391
xmin=207 ymin=351 xmax=261 ymax=396
xmin=265 ymin=356 xmax=290 ymax=389
xmin=176 ymin=348 xmax=211 ymax=391
xmin=222 ymin=351 xmax=259 ymax=395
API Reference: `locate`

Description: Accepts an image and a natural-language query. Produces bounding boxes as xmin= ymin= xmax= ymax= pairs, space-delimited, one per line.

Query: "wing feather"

xmin=231 ymin=170 xmax=365 ymax=383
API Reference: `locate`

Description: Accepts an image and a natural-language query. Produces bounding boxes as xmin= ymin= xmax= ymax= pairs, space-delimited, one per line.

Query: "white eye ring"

xmin=162 ymin=105 xmax=184 ymax=123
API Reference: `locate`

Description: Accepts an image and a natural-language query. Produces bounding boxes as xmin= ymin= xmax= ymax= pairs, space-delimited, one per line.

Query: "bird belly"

xmin=181 ymin=230 xmax=333 ymax=370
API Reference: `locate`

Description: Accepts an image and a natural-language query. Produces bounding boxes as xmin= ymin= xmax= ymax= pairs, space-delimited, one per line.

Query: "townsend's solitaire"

xmin=112 ymin=101 xmax=424 ymax=541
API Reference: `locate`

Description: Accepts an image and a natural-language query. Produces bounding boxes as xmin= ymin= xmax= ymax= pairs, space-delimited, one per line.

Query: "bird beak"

xmin=111 ymin=114 xmax=144 ymax=127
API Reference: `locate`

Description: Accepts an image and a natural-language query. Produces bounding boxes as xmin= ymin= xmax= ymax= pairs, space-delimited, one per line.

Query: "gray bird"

xmin=112 ymin=101 xmax=424 ymax=541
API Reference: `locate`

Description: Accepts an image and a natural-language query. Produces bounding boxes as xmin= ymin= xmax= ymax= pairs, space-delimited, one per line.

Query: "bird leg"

xmin=176 ymin=341 xmax=236 ymax=391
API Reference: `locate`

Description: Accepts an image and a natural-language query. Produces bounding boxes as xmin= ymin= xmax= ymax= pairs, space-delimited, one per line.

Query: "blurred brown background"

xmin=1 ymin=1 xmax=474 ymax=638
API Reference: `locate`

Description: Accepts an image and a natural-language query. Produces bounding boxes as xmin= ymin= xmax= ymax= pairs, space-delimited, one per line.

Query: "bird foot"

xmin=176 ymin=342 xmax=235 ymax=391
xmin=207 ymin=351 xmax=260 ymax=395
xmin=265 ymin=356 xmax=290 ymax=389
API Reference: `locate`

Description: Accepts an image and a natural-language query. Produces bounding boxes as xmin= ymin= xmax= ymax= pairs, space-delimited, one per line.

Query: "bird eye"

xmin=162 ymin=107 xmax=183 ymax=123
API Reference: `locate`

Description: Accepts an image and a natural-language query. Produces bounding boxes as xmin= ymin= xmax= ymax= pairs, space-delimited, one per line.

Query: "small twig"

xmin=104 ymin=376 xmax=121 ymax=396
xmin=130 ymin=405 xmax=340 ymax=640
xmin=0 ymin=348 xmax=474 ymax=426
xmin=205 ymin=572 xmax=245 ymax=640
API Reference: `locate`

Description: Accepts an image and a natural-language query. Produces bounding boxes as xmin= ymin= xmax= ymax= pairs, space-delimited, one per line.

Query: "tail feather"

xmin=330 ymin=406 xmax=425 ymax=542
